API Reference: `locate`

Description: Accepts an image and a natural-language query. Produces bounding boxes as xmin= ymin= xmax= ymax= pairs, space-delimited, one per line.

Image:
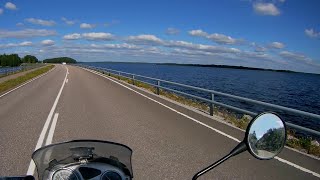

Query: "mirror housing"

xmin=245 ymin=112 xmax=286 ymax=160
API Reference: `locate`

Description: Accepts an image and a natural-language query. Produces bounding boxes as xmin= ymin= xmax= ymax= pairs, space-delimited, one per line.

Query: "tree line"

xmin=43 ymin=57 xmax=77 ymax=64
xmin=256 ymin=128 xmax=285 ymax=152
xmin=0 ymin=54 xmax=39 ymax=67
xmin=1 ymin=54 xmax=78 ymax=67
xmin=249 ymin=127 xmax=285 ymax=153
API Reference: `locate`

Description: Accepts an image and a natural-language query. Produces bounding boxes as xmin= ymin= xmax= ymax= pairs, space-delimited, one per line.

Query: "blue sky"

xmin=249 ymin=113 xmax=284 ymax=139
xmin=0 ymin=0 xmax=320 ymax=73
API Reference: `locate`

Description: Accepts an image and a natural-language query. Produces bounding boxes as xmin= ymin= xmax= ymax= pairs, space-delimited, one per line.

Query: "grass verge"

xmin=286 ymin=130 xmax=320 ymax=156
xmin=0 ymin=65 xmax=54 ymax=94
xmin=99 ymin=70 xmax=320 ymax=157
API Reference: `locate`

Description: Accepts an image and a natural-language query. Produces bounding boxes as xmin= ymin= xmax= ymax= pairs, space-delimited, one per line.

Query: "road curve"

xmin=0 ymin=65 xmax=319 ymax=179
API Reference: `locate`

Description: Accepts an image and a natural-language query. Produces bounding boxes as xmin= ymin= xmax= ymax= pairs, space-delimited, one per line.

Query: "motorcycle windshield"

xmin=32 ymin=140 xmax=133 ymax=179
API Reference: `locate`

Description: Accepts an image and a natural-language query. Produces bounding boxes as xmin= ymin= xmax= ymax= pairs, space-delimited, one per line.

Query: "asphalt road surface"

xmin=0 ymin=65 xmax=319 ymax=179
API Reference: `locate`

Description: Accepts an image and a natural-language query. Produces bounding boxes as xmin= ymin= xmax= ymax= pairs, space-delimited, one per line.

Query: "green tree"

xmin=43 ymin=57 xmax=77 ymax=64
xmin=7 ymin=55 xmax=13 ymax=67
xmin=0 ymin=54 xmax=6 ymax=66
xmin=257 ymin=128 xmax=285 ymax=152
xmin=249 ymin=131 xmax=258 ymax=154
xmin=12 ymin=54 xmax=21 ymax=66
xmin=22 ymin=55 xmax=38 ymax=63
xmin=0 ymin=54 xmax=22 ymax=67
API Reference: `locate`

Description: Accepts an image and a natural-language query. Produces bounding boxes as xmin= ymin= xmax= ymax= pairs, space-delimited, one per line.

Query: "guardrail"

xmin=76 ymin=64 xmax=320 ymax=137
xmin=0 ymin=64 xmax=45 ymax=77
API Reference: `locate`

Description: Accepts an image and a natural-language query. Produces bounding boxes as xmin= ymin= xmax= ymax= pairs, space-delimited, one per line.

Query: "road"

xmin=0 ymin=65 xmax=319 ymax=179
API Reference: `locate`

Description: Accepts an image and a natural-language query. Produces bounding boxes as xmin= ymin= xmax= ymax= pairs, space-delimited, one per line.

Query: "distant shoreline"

xmin=157 ymin=63 xmax=298 ymax=73
xmin=80 ymin=61 xmax=319 ymax=75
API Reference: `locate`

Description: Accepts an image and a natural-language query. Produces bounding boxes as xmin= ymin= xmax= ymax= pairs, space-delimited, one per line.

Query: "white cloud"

xmin=19 ymin=41 xmax=33 ymax=46
xmin=61 ymin=17 xmax=75 ymax=25
xmin=127 ymin=34 xmax=241 ymax=55
xmin=41 ymin=39 xmax=55 ymax=46
xmin=25 ymin=18 xmax=56 ymax=26
xmin=63 ymin=32 xmax=114 ymax=41
xmin=0 ymin=8 xmax=3 ymax=14
xmin=0 ymin=41 xmax=33 ymax=48
xmin=279 ymin=51 xmax=312 ymax=63
xmin=127 ymin=34 xmax=164 ymax=45
xmin=207 ymin=33 xmax=240 ymax=44
xmin=269 ymin=42 xmax=285 ymax=49
xmin=166 ymin=28 xmax=180 ymax=35
xmin=239 ymin=51 xmax=272 ymax=60
xmin=189 ymin=29 xmax=208 ymax=37
xmin=16 ymin=22 xmax=24 ymax=26
xmin=80 ymin=23 xmax=96 ymax=29
xmin=0 ymin=29 xmax=57 ymax=38
xmin=82 ymin=32 xmax=114 ymax=40
xmin=253 ymin=3 xmax=280 ymax=16
xmin=90 ymin=43 xmax=140 ymax=50
xmin=255 ymin=46 xmax=267 ymax=52
xmin=251 ymin=43 xmax=267 ymax=52
xmin=125 ymin=35 xmax=284 ymax=63
xmin=305 ymin=28 xmax=320 ymax=38
xmin=5 ymin=2 xmax=17 ymax=10
xmin=56 ymin=34 xmax=245 ymax=59
xmin=60 ymin=44 xmax=166 ymax=57
xmin=171 ymin=48 xmax=209 ymax=57
xmin=188 ymin=29 xmax=242 ymax=45
xmin=63 ymin=33 xmax=81 ymax=40
xmin=166 ymin=40 xmax=241 ymax=54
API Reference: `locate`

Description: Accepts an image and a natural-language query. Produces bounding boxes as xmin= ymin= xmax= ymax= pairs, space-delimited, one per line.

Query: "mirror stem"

xmin=192 ymin=153 xmax=233 ymax=180
xmin=192 ymin=142 xmax=247 ymax=180
xmin=229 ymin=141 xmax=247 ymax=157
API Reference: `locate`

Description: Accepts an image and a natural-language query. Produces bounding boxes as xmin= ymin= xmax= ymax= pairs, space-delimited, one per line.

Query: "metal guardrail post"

xmin=210 ymin=93 xmax=215 ymax=116
xmin=156 ymin=81 xmax=160 ymax=95
xmin=132 ymin=75 xmax=135 ymax=85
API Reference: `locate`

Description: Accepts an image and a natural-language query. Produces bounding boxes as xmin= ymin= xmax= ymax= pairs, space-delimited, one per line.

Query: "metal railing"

xmin=0 ymin=64 xmax=45 ymax=77
xmin=76 ymin=64 xmax=320 ymax=137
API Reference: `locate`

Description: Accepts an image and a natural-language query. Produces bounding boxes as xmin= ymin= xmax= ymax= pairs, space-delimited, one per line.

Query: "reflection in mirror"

xmin=247 ymin=113 xmax=286 ymax=160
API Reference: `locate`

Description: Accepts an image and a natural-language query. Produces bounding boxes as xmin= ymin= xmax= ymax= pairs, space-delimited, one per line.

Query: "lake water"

xmin=83 ymin=62 xmax=320 ymax=135
xmin=0 ymin=67 xmax=22 ymax=75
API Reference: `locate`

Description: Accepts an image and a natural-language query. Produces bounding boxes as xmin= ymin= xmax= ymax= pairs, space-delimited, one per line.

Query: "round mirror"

xmin=246 ymin=112 xmax=286 ymax=160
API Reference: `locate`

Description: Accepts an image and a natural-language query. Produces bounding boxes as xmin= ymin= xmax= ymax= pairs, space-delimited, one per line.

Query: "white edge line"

xmin=45 ymin=113 xmax=59 ymax=145
xmin=274 ymin=157 xmax=320 ymax=177
xmin=26 ymin=66 xmax=68 ymax=175
xmin=0 ymin=66 xmax=55 ymax=98
xmin=81 ymin=67 xmax=320 ymax=178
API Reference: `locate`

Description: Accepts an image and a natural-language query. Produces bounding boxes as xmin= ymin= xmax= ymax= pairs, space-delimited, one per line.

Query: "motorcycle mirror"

xmin=192 ymin=112 xmax=287 ymax=180
xmin=245 ymin=112 xmax=286 ymax=160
